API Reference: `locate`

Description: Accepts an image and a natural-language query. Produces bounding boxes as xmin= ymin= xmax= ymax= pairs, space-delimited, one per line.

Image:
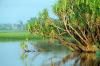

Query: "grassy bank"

xmin=0 ymin=30 xmax=73 ymax=40
xmin=0 ymin=33 xmax=42 ymax=40
xmin=0 ymin=30 xmax=42 ymax=40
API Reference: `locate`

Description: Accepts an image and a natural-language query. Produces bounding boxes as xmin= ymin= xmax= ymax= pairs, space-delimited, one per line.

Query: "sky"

xmin=0 ymin=0 xmax=58 ymax=24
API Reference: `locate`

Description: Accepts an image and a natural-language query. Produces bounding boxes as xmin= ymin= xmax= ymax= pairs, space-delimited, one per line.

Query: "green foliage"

xmin=21 ymin=42 xmax=25 ymax=48
xmin=38 ymin=12 xmax=43 ymax=20
xmin=51 ymin=0 xmax=68 ymax=16
xmin=24 ymin=0 xmax=100 ymax=52
xmin=27 ymin=22 xmax=30 ymax=29
xmin=42 ymin=8 xmax=49 ymax=19
xmin=51 ymin=0 xmax=100 ymax=27
xmin=96 ymin=49 xmax=100 ymax=58
xmin=75 ymin=0 xmax=100 ymax=17
xmin=27 ymin=0 xmax=100 ymax=36
xmin=94 ymin=43 xmax=99 ymax=47
xmin=95 ymin=57 xmax=99 ymax=62
xmin=32 ymin=20 xmax=37 ymax=26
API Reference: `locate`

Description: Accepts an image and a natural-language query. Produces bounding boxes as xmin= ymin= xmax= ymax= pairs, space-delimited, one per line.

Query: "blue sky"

xmin=0 ymin=0 xmax=58 ymax=24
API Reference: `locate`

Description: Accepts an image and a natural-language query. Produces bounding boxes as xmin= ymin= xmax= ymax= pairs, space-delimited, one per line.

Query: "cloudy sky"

xmin=0 ymin=0 xmax=58 ymax=24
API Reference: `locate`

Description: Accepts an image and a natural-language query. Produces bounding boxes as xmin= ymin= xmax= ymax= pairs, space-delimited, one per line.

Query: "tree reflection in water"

xmin=61 ymin=52 xmax=100 ymax=66
xmin=21 ymin=51 xmax=100 ymax=66
xmin=20 ymin=39 xmax=100 ymax=66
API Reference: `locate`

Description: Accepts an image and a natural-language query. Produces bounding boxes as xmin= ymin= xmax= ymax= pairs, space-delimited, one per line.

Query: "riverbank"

xmin=0 ymin=33 xmax=42 ymax=40
xmin=0 ymin=30 xmax=74 ymax=40
xmin=0 ymin=30 xmax=42 ymax=40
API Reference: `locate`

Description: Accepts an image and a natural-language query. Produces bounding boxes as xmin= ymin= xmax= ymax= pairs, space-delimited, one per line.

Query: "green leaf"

xmin=50 ymin=26 xmax=53 ymax=30
xmin=21 ymin=42 xmax=24 ymax=46
xmin=69 ymin=14 xmax=73 ymax=18
xmin=81 ymin=0 xmax=84 ymax=3
xmin=95 ymin=57 xmax=99 ymax=62
xmin=34 ymin=22 xmax=37 ymax=26
xmin=96 ymin=49 xmax=100 ymax=59
xmin=62 ymin=5 xmax=65 ymax=10
xmin=86 ymin=0 xmax=89 ymax=4
xmin=41 ymin=32 xmax=43 ymax=35
xmin=52 ymin=30 xmax=54 ymax=33
xmin=22 ymin=45 xmax=25 ymax=48
xmin=27 ymin=22 xmax=30 ymax=29
xmin=93 ymin=29 xmax=95 ymax=32
xmin=94 ymin=43 xmax=99 ymax=47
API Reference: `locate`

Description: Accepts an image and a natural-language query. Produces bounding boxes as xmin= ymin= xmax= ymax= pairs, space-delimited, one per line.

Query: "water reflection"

xmin=61 ymin=52 xmax=100 ymax=66
xmin=0 ymin=40 xmax=100 ymax=66
xmin=20 ymin=39 xmax=100 ymax=66
xmin=49 ymin=52 xmax=100 ymax=66
xmin=21 ymin=51 xmax=100 ymax=66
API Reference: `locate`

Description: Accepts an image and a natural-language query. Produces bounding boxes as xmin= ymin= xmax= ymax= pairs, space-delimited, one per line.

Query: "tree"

xmin=18 ymin=20 xmax=23 ymax=30
xmin=27 ymin=0 xmax=100 ymax=52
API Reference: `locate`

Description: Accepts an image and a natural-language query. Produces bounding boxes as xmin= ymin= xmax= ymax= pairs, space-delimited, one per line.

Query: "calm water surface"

xmin=0 ymin=39 xmax=100 ymax=66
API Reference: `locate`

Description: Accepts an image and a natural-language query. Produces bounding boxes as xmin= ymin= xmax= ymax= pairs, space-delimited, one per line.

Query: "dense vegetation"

xmin=27 ymin=0 xmax=100 ymax=52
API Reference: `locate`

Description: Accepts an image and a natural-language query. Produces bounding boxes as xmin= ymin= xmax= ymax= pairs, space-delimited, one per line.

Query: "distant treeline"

xmin=0 ymin=17 xmax=60 ymax=31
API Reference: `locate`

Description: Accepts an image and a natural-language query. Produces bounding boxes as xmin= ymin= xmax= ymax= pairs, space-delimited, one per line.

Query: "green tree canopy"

xmin=27 ymin=0 xmax=100 ymax=52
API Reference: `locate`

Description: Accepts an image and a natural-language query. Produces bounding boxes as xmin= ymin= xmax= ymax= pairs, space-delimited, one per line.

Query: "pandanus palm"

xmin=27 ymin=0 xmax=100 ymax=52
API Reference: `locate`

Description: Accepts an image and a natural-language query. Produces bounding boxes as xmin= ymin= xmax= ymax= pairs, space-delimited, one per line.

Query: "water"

xmin=0 ymin=39 xmax=100 ymax=66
